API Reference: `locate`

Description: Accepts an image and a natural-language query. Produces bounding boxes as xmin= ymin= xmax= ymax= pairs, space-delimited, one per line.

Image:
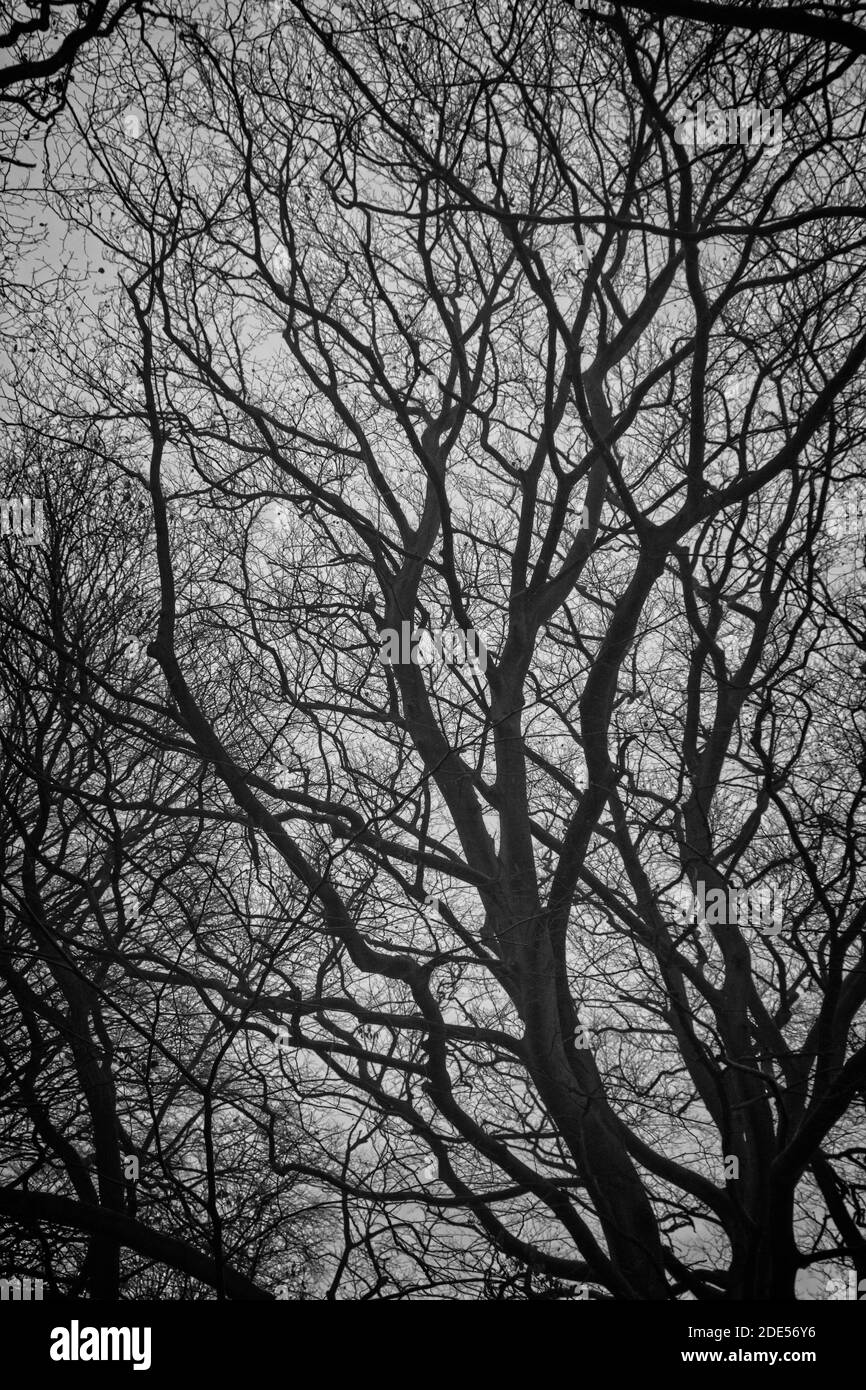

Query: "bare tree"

xmin=2 ymin=0 xmax=865 ymax=1300
xmin=0 ymin=424 xmax=332 ymax=1298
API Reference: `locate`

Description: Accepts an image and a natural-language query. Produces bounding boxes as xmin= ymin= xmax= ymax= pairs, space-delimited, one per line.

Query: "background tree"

xmin=0 ymin=425 xmax=331 ymax=1298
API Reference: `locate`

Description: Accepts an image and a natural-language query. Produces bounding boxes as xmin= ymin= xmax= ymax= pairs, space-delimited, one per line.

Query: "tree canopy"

xmin=1 ymin=0 xmax=864 ymax=1301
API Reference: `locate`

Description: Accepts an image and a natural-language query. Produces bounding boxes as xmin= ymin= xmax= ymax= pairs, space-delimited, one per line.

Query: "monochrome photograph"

xmin=0 ymin=0 xmax=864 ymax=1340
